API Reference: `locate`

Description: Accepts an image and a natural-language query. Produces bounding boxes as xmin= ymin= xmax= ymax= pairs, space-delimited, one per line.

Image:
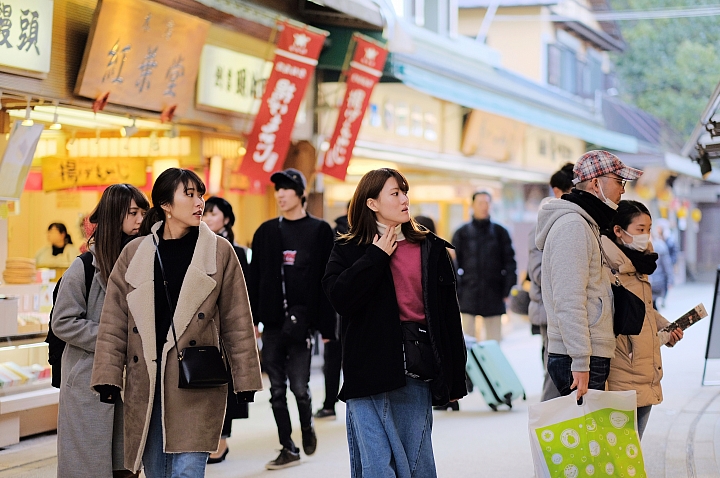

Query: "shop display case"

xmin=0 ymin=283 xmax=57 ymax=447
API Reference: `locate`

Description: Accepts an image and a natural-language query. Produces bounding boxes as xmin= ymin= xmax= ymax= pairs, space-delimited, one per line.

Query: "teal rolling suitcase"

xmin=466 ymin=340 xmax=526 ymax=411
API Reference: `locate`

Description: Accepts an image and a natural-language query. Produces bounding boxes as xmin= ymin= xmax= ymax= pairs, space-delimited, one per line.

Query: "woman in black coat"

xmin=322 ymin=168 xmax=467 ymax=478
xmin=202 ymin=196 xmax=249 ymax=464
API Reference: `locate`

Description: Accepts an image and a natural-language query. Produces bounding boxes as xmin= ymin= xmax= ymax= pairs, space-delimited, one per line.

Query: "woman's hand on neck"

xmin=163 ymin=217 xmax=191 ymax=240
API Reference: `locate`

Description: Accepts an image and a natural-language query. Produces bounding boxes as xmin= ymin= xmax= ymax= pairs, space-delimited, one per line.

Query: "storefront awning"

xmin=392 ymin=61 xmax=639 ymax=154
xmin=353 ymin=140 xmax=550 ymax=183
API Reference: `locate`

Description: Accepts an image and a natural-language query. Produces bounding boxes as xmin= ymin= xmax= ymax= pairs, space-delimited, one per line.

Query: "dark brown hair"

xmin=342 ymin=168 xmax=428 ymax=245
xmin=88 ymin=184 xmax=149 ymax=284
xmin=139 ymin=168 xmax=206 ymax=235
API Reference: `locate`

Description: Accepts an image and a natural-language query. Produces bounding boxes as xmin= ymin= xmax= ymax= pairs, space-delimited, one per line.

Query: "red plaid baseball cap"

xmin=572 ymin=150 xmax=643 ymax=184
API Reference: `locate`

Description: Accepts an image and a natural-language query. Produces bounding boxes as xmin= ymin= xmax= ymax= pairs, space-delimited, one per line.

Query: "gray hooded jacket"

xmin=535 ymin=199 xmax=616 ymax=372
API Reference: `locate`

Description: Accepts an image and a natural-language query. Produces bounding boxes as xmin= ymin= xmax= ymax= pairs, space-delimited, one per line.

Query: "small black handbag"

xmin=401 ymin=321 xmax=439 ymax=382
xmin=153 ymin=237 xmax=230 ymax=389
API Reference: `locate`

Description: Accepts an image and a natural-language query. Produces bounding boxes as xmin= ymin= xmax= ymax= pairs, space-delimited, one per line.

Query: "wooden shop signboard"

xmin=75 ymin=0 xmax=209 ymax=115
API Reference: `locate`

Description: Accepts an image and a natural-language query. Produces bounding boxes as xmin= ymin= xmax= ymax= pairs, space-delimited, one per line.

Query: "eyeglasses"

xmin=602 ymin=176 xmax=626 ymax=188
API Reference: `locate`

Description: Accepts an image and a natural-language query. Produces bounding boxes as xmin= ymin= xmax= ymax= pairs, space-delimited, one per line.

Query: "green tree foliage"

xmin=610 ymin=0 xmax=720 ymax=138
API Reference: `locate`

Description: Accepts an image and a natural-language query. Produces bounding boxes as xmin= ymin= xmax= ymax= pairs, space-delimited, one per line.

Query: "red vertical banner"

xmin=239 ymin=23 xmax=327 ymax=184
xmin=321 ymin=34 xmax=388 ymax=181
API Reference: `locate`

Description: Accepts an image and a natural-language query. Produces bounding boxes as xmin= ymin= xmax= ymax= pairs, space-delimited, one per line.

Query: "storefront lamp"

xmin=121 ymin=119 xmax=138 ymax=138
xmin=699 ymin=153 xmax=712 ymax=179
xmin=21 ymin=97 xmax=33 ymax=127
xmin=49 ymin=103 xmax=62 ymax=130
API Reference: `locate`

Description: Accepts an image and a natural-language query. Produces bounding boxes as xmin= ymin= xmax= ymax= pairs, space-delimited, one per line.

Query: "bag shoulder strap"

xmin=152 ymin=236 xmax=183 ymax=362
xmin=581 ymin=219 xmax=620 ymax=286
xmin=79 ymin=252 xmax=95 ymax=298
xmin=277 ymin=217 xmax=291 ymax=319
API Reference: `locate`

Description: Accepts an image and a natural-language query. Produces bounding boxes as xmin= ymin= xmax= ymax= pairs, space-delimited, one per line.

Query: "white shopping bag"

xmin=528 ymin=390 xmax=645 ymax=478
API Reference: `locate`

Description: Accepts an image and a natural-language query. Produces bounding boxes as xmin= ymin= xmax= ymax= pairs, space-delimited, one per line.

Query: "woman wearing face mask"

xmin=600 ymin=200 xmax=683 ymax=439
xmin=91 ymin=169 xmax=263 ymax=477
xmin=323 ymin=168 xmax=467 ymax=477
xmin=52 ymin=184 xmax=149 ymax=478
xmin=202 ymin=196 xmax=249 ymax=464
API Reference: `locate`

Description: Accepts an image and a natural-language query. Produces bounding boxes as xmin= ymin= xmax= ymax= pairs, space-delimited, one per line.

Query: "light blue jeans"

xmin=346 ymin=378 xmax=436 ymax=478
xmin=142 ymin=387 xmax=209 ymax=478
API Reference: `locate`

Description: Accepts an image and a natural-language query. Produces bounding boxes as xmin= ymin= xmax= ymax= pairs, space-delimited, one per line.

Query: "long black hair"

xmin=48 ymin=223 xmax=72 ymax=245
xmin=205 ymin=196 xmax=236 ymax=244
xmin=139 ymin=168 xmax=206 ymax=236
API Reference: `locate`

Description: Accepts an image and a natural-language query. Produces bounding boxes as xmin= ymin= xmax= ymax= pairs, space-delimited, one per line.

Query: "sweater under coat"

xmin=322 ymin=233 xmax=468 ymax=406
xmin=600 ymin=236 xmax=671 ymax=408
xmin=90 ymin=221 xmax=262 ymax=472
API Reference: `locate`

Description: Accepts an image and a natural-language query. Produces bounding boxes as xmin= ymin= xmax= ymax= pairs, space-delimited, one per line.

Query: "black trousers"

xmin=322 ymin=339 xmax=343 ymax=410
xmin=261 ymin=330 xmax=313 ymax=451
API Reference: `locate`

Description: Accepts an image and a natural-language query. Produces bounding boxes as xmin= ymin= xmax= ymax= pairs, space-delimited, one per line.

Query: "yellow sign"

xmin=462 ymin=110 xmax=526 ymax=161
xmin=42 ymin=157 xmax=147 ymax=191
xmin=75 ymin=0 xmax=210 ymax=115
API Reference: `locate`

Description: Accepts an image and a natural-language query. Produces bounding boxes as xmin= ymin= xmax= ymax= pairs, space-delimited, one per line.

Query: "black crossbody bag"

xmin=401 ymin=321 xmax=439 ymax=382
xmin=153 ymin=236 xmax=230 ymax=389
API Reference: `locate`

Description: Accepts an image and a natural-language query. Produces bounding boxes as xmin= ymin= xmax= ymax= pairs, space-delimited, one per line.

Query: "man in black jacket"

xmin=247 ymin=169 xmax=335 ymax=470
xmin=452 ymin=191 xmax=517 ymax=342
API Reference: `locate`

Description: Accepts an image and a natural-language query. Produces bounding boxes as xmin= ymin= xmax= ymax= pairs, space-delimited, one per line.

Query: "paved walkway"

xmin=0 ymin=282 xmax=716 ymax=477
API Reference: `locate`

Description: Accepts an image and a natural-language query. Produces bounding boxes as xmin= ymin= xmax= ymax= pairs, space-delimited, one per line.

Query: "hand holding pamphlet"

xmin=659 ymin=303 xmax=707 ymax=335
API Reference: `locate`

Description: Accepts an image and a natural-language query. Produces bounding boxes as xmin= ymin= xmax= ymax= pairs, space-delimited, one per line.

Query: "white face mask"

xmin=597 ymin=180 xmax=618 ymax=211
xmin=622 ymin=230 xmax=651 ymax=252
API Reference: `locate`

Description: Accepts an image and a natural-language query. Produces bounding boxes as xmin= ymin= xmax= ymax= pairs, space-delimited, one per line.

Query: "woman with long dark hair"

xmin=36 ymin=222 xmax=81 ymax=269
xmin=52 ymin=184 xmax=149 ymax=478
xmin=600 ymin=200 xmax=683 ymax=439
xmin=91 ymin=169 xmax=263 ymax=477
xmin=202 ymin=196 xmax=249 ymax=463
xmin=322 ymin=168 xmax=467 ymax=477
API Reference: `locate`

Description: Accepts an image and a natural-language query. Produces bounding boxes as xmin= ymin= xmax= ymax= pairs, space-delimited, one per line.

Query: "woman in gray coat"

xmin=52 ymin=184 xmax=149 ymax=478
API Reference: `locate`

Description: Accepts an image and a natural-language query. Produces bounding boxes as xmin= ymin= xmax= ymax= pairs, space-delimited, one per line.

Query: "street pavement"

xmin=0 ymin=282 xmax=717 ymax=477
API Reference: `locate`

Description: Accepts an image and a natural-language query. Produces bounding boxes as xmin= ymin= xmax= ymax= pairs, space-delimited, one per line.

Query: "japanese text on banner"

xmin=321 ymin=35 xmax=388 ymax=181
xmin=239 ymin=23 xmax=328 ymax=184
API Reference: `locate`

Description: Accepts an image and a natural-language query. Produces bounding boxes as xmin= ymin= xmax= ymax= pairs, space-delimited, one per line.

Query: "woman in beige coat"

xmin=91 ymin=169 xmax=263 ymax=477
xmin=600 ymin=200 xmax=682 ymax=439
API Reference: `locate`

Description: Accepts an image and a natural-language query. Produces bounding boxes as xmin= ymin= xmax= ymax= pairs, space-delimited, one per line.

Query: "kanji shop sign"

xmin=42 ymin=156 xmax=147 ymax=191
xmin=239 ymin=22 xmax=327 ymax=184
xmin=0 ymin=0 xmax=53 ymax=77
xmin=196 ymin=44 xmax=273 ymax=115
xmin=75 ymin=0 xmax=209 ymax=115
xmin=321 ymin=34 xmax=387 ymax=181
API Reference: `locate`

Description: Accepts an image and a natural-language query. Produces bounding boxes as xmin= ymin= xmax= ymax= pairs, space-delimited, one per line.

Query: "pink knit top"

xmin=389 ymin=240 xmax=426 ymax=323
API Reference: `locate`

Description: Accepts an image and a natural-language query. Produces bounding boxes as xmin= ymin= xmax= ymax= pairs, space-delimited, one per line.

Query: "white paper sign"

xmin=0 ymin=121 xmax=44 ymax=200
xmin=196 ymin=44 xmax=273 ymax=115
xmin=0 ymin=0 xmax=54 ymax=75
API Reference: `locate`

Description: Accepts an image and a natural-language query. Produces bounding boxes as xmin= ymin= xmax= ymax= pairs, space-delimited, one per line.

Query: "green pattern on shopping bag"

xmin=535 ymin=407 xmax=644 ymax=477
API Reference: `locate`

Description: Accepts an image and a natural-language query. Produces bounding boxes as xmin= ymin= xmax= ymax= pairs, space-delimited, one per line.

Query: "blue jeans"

xmin=346 ymin=378 xmax=436 ymax=478
xmin=547 ymin=353 xmax=611 ymax=397
xmin=142 ymin=379 xmax=209 ymax=478
xmin=261 ymin=330 xmax=313 ymax=451
xmin=637 ymin=405 xmax=652 ymax=440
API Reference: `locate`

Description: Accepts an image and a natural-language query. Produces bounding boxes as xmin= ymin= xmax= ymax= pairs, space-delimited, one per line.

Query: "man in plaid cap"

xmin=534 ymin=150 xmax=642 ymax=400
